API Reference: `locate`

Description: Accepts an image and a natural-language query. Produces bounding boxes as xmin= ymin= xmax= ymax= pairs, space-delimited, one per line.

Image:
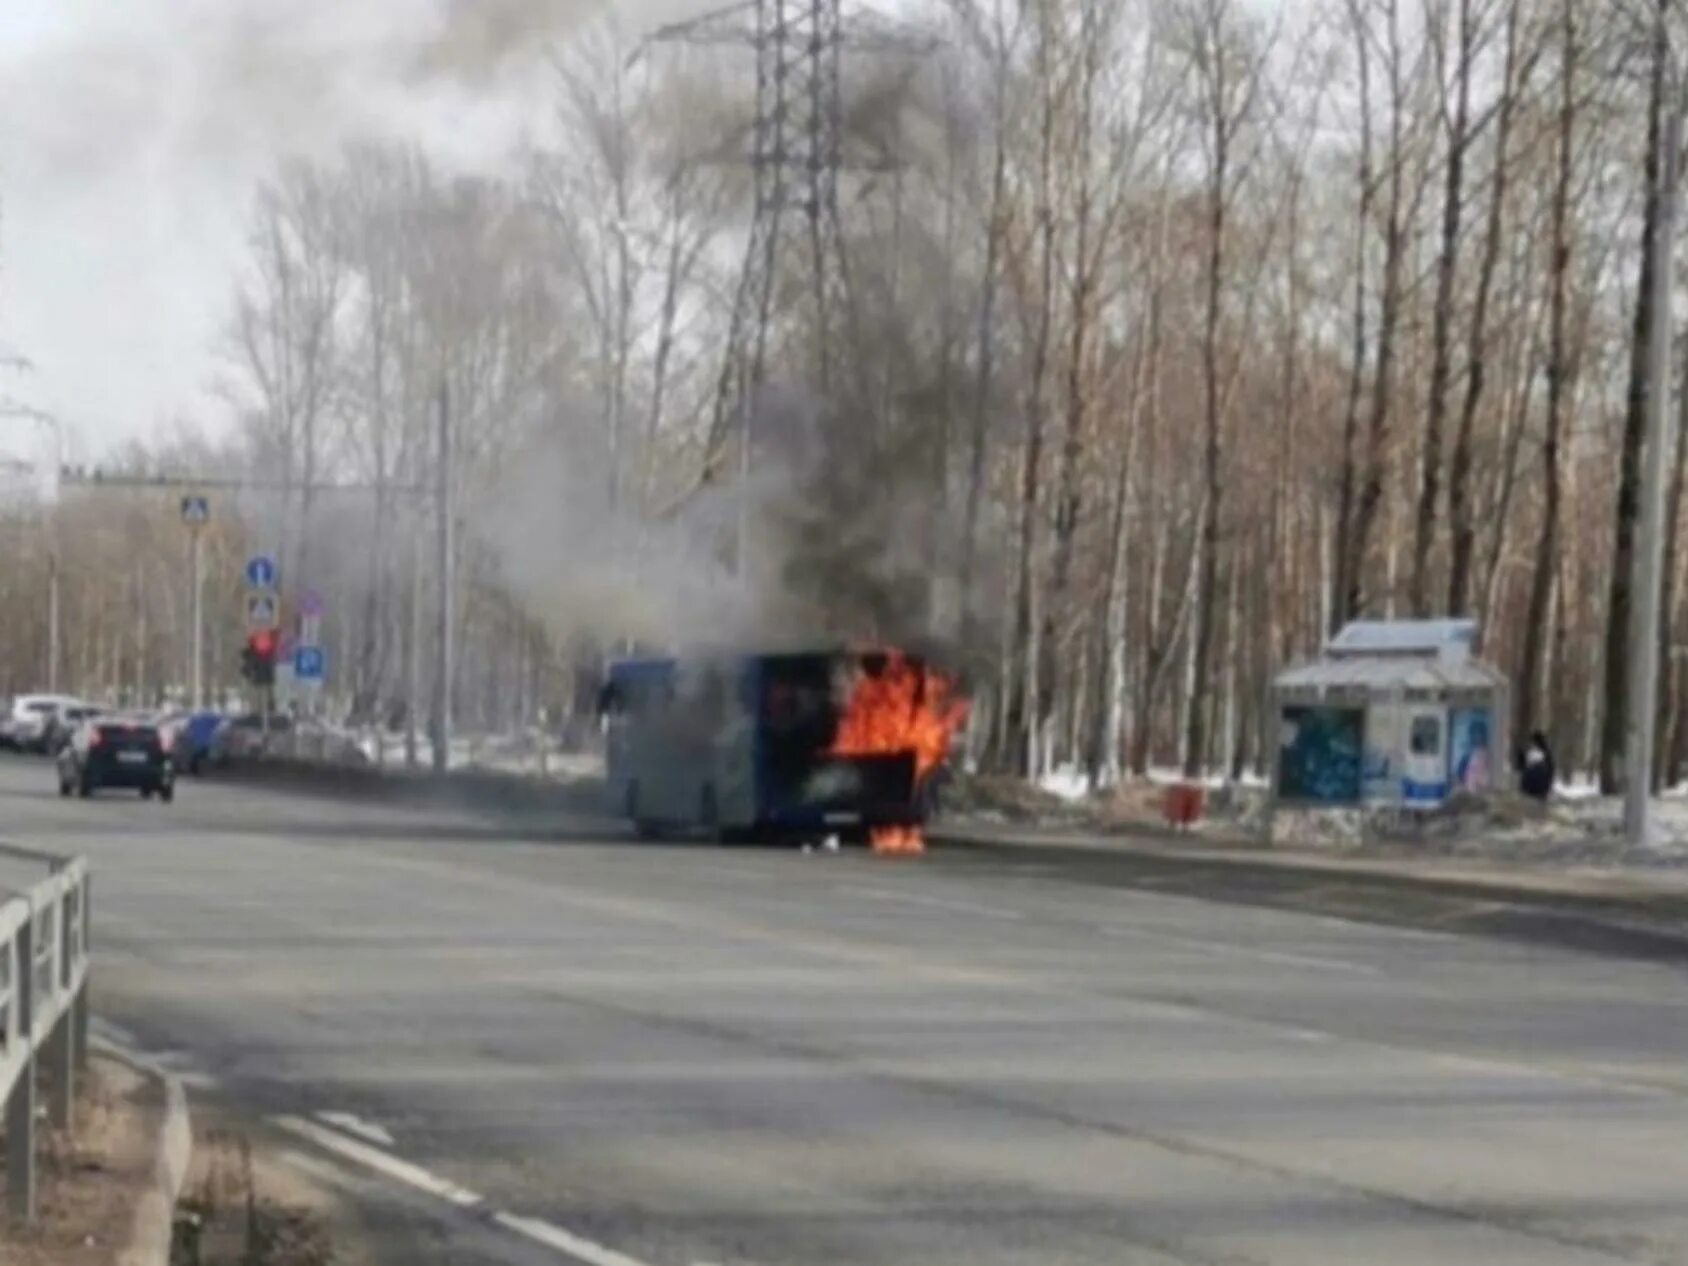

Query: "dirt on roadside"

xmin=0 ymin=1059 xmax=160 ymax=1266
xmin=171 ymin=1101 xmax=460 ymax=1266
xmin=171 ymin=1126 xmax=334 ymax=1266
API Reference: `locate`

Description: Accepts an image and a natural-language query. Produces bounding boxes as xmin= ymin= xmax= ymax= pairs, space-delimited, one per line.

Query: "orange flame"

xmin=869 ymin=825 xmax=925 ymax=856
xmin=829 ymin=650 xmax=970 ymax=856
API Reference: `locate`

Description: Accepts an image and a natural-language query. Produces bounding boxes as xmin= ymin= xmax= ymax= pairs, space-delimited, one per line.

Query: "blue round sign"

xmin=245 ymin=555 xmax=277 ymax=589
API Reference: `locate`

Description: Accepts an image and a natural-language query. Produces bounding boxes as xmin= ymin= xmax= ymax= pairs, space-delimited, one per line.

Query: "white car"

xmin=4 ymin=694 xmax=81 ymax=753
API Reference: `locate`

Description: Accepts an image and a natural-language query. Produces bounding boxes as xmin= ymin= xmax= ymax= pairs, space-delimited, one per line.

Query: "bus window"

xmin=698 ymin=668 xmax=726 ymax=726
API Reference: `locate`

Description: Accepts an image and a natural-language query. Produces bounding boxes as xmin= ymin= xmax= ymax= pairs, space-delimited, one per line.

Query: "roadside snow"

xmin=1471 ymin=795 xmax=1688 ymax=869
xmin=1039 ymin=767 xmax=1092 ymax=802
xmin=969 ymin=768 xmax=1688 ymax=875
xmin=1037 ymin=765 xmax=1271 ymax=801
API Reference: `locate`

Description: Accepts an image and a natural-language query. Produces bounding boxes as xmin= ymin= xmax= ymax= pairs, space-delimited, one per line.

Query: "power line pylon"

xmin=648 ymin=0 xmax=933 ymax=484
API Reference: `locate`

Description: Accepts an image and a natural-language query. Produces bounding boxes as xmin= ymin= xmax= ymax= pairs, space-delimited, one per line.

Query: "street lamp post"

xmin=39 ymin=421 xmax=62 ymax=696
xmin=0 ymin=403 xmax=61 ymax=693
xmin=1627 ymin=15 xmax=1687 ymax=847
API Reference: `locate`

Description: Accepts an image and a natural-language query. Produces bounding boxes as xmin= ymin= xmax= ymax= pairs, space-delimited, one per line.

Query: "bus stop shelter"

xmin=1273 ymin=620 xmax=1508 ymax=813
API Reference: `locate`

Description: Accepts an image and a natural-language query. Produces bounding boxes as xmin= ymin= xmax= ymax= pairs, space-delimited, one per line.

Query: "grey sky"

xmin=0 ymin=0 xmax=665 ymax=466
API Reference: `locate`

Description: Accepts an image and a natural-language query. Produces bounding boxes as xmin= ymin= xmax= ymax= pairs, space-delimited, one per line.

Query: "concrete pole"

xmin=43 ymin=416 xmax=63 ymax=696
xmin=405 ymin=525 xmax=421 ymax=771
xmin=1626 ymin=100 xmax=1683 ymax=846
xmin=190 ymin=528 xmax=205 ymax=709
xmin=432 ymin=380 xmax=454 ymax=776
xmin=46 ymin=551 xmax=60 ymax=694
xmin=737 ymin=369 xmax=752 ymax=585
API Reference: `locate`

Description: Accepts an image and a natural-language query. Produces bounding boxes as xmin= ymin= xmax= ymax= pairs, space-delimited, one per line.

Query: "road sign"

xmin=294 ymin=645 xmax=326 ymax=682
xmin=180 ymin=495 xmax=210 ymax=526
xmin=245 ymin=555 xmax=277 ymax=589
xmin=245 ymin=592 xmax=280 ymax=633
xmin=300 ymin=589 xmax=324 ymax=618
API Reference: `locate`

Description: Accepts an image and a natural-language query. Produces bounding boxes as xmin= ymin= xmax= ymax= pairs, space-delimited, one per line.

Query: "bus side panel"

xmin=749 ymin=658 xmax=767 ymax=827
xmin=710 ymin=660 xmax=758 ymax=831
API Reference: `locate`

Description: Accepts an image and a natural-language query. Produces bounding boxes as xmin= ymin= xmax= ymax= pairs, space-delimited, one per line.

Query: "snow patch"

xmin=1038 ymin=766 xmax=1093 ymax=802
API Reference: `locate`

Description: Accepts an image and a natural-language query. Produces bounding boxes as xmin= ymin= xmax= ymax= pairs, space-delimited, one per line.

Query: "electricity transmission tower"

xmin=648 ymin=0 xmax=933 ymax=482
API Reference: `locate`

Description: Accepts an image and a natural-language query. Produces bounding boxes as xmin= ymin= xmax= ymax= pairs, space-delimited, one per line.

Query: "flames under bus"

xmin=601 ymin=651 xmax=944 ymax=841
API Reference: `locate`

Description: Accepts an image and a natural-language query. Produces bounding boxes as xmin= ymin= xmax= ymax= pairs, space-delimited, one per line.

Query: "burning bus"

xmin=601 ymin=650 xmax=967 ymax=852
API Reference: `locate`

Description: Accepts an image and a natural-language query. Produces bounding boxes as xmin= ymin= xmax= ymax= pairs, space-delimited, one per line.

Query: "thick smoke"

xmin=472 ymin=391 xmax=822 ymax=657
xmin=410 ymin=0 xmax=604 ymax=81
xmin=472 ymin=379 xmax=958 ymax=663
xmin=1 ymin=1 xmax=708 ymax=178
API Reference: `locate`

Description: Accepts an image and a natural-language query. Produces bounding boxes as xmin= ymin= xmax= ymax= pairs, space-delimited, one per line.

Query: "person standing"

xmin=1518 ymin=730 xmax=1556 ymax=801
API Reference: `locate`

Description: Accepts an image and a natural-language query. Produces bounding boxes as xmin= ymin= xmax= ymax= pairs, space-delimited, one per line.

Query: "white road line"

xmin=492 ymin=1212 xmax=655 ymax=1266
xmin=272 ymin=1115 xmax=659 ymax=1266
xmin=316 ymin=1110 xmax=397 ymax=1147
xmin=89 ymin=1017 xmax=139 ymax=1049
xmin=1097 ymin=924 xmax=1383 ymax=975
xmin=1308 ymin=911 xmax=1460 ymax=943
xmin=271 ymin=1115 xmax=484 ymax=1208
xmin=840 ymin=884 xmax=1025 ymax=920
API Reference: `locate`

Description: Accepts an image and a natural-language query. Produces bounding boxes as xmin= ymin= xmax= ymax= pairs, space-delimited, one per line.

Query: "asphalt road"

xmin=5 ymin=755 xmax=1688 ymax=1266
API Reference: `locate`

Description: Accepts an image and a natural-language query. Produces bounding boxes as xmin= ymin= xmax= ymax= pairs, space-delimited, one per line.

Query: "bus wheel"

xmin=628 ymin=783 xmax=662 ymax=841
xmin=699 ymin=786 xmax=723 ymax=843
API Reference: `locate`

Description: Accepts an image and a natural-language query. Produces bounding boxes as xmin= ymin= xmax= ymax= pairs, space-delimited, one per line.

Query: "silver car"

xmin=4 ymin=694 xmax=82 ymax=753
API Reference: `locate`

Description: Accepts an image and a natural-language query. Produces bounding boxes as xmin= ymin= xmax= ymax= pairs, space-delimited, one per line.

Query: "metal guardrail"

xmin=0 ymin=842 xmax=91 ymax=1224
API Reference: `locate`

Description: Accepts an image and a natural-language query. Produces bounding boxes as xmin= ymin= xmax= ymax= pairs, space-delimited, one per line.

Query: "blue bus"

xmin=600 ymin=652 xmax=932 ymax=841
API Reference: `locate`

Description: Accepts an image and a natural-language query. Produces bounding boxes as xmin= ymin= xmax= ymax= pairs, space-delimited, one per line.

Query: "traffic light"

xmin=241 ymin=630 xmax=278 ymax=687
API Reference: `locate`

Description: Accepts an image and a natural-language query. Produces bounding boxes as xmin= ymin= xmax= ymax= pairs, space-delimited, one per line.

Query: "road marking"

xmin=492 ymin=1212 xmax=654 ymax=1266
xmin=316 ymin=1110 xmax=395 ymax=1147
xmin=840 ymin=884 xmax=1024 ymax=921
xmin=89 ymin=1017 xmax=139 ymax=1048
xmin=1307 ymin=911 xmax=1459 ymax=943
xmin=1097 ymin=924 xmax=1383 ymax=975
xmin=272 ymin=1115 xmax=658 ymax=1266
xmin=1283 ymin=1027 xmax=1336 ymax=1044
xmin=272 ymin=1115 xmax=483 ymax=1208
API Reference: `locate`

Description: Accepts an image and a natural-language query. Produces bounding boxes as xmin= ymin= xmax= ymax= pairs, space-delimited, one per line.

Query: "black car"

xmin=57 ymin=718 xmax=174 ymax=801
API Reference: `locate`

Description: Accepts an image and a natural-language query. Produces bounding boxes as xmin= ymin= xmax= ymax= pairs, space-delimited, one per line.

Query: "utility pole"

xmin=4 ymin=406 xmax=64 ymax=693
xmin=190 ymin=532 xmax=204 ymax=706
xmin=181 ymin=496 xmax=210 ymax=708
xmin=432 ymin=380 xmax=454 ymax=776
xmin=1627 ymin=78 xmax=1683 ymax=846
xmin=406 ymin=525 xmax=421 ymax=771
xmin=45 ymin=435 xmax=62 ymax=697
xmin=46 ymin=550 xmax=60 ymax=694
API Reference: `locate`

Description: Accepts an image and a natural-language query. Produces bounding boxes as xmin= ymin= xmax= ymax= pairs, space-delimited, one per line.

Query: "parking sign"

xmin=294 ymin=646 xmax=326 ymax=683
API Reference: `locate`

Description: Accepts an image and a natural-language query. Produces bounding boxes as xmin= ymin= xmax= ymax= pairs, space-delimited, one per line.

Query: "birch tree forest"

xmin=4 ymin=0 xmax=1687 ymax=789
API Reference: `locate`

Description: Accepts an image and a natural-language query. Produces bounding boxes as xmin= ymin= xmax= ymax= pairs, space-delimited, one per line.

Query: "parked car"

xmin=44 ymin=704 xmax=105 ymax=755
xmin=57 ymin=716 xmax=174 ymax=801
xmin=150 ymin=709 xmax=190 ymax=747
xmin=206 ymin=712 xmax=292 ymax=765
xmin=3 ymin=694 xmax=80 ymax=753
xmin=169 ymin=711 xmax=225 ymax=775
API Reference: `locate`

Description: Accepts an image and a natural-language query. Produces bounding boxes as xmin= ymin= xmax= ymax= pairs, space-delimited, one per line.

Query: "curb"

xmin=931 ymin=827 xmax=1688 ymax=961
xmin=94 ymin=1040 xmax=193 ymax=1266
